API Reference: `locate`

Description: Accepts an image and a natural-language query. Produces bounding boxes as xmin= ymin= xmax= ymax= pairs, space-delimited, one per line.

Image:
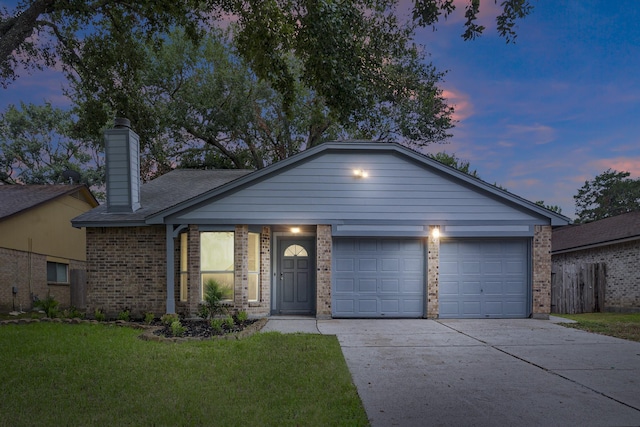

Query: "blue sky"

xmin=414 ymin=1 xmax=640 ymax=219
xmin=2 ymin=1 xmax=639 ymax=220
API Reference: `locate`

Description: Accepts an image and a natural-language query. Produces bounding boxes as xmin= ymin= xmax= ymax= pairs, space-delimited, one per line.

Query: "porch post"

xmin=166 ymin=224 xmax=176 ymax=314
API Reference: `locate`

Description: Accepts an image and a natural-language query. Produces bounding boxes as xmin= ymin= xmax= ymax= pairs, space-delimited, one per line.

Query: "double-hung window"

xmin=200 ymin=232 xmax=235 ymax=301
xmin=200 ymin=231 xmax=261 ymax=303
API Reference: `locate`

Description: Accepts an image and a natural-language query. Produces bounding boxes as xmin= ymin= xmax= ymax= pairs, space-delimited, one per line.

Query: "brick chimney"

xmin=104 ymin=118 xmax=141 ymax=212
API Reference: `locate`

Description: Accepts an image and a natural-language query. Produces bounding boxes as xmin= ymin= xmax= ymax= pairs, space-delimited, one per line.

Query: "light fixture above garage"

xmin=432 ymin=226 xmax=440 ymax=239
xmin=353 ymin=169 xmax=368 ymax=178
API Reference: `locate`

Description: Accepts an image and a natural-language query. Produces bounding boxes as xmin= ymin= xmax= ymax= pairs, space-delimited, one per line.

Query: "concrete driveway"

xmin=313 ymin=318 xmax=640 ymax=427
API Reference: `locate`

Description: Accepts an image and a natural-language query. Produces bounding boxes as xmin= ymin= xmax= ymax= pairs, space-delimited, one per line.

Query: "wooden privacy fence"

xmin=551 ymin=263 xmax=606 ymax=314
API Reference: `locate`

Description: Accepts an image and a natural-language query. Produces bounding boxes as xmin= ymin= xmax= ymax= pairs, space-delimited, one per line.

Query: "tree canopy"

xmin=69 ymin=27 xmax=453 ymax=173
xmin=1 ymin=0 xmax=533 ymax=95
xmin=0 ymin=102 xmax=102 ymax=187
xmin=574 ymin=169 xmax=640 ymax=223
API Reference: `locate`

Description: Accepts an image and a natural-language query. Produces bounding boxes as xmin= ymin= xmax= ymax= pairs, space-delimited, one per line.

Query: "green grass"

xmin=0 ymin=323 xmax=368 ymax=426
xmin=554 ymin=312 xmax=640 ymax=342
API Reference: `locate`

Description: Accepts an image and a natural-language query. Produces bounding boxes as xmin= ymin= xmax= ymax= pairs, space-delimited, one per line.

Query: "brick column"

xmin=187 ymin=225 xmax=200 ymax=316
xmin=235 ymin=225 xmax=249 ymax=312
xmin=316 ymin=225 xmax=332 ymax=319
xmin=427 ymin=226 xmax=440 ymax=319
xmin=532 ymin=225 xmax=552 ymax=319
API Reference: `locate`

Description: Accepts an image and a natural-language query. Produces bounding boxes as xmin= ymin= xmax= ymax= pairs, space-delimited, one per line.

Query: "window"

xmin=47 ymin=262 xmax=69 ymax=284
xmin=200 ymin=231 xmax=261 ymax=303
xmin=179 ymin=233 xmax=188 ymax=302
xmin=200 ymin=232 xmax=235 ymax=301
xmin=284 ymin=244 xmax=308 ymax=257
xmin=248 ymin=233 xmax=260 ymax=302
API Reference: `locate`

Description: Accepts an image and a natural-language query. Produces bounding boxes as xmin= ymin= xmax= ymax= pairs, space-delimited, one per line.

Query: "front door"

xmin=276 ymin=237 xmax=315 ymax=314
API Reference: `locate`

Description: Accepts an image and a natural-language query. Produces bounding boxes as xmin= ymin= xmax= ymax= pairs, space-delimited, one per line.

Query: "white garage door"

xmin=333 ymin=238 xmax=424 ymax=318
xmin=439 ymin=239 xmax=530 ymax=318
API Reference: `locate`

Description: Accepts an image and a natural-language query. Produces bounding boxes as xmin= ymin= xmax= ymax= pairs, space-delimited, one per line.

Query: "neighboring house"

xmin=0 ymin=184 xmax=99 ymax=312
xmin=552 ymin=211 xmax=640 ymax=312
xmin=72 ymin=121 xmax=569 ymax=319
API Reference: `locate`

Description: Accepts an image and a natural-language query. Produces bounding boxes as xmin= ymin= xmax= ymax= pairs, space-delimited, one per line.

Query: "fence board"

xmin=551 ymin=262 xmax=606 ymax=314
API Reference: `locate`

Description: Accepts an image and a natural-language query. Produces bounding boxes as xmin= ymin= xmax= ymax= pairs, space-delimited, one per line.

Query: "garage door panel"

xmin=382 ymin=258 xmax=399 ymax=272
xmin=336 ymin=258 xmax=354 ymax=272
xmin=359 ymin=258 xmax=377 ymax=271
xmin=483 ymin=281 xmax=503 ymax=295
xmin=440 ymin=239 xmax=529 ymax=318
xmin=462 ymin=300 xmax=482 ymax=316
xmin=336 ymin=278 xmax=354 ymax=292
xmin=358 ymin=279 xmax=377 ymax=293
xmin=358 ymin=299 xmax=378 ymax=313
xmin=333 ymin=238 xmax=425 ymax=318
xmin=381 ymin=279 xmax=399 ymax=293
xmin=404 ymin=279 xmax=423 ymax=293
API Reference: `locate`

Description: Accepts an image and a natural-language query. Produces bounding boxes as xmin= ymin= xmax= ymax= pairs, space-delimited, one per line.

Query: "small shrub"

xmin=61 ymin=306 xmax=84 ymax=319
xmin=161 ymin=313 xmax=179 ymax=325
xmin=197 ymin=303 xmax=209 ymax=320
xmin=94 ymin=308 xmax=106 ymax=322
xmin=171 ymin=320 xmax=186 ymax=337
xmin=144 ymin=312 xmax=155 ymax=324
xmin=202 ymin=279 xmax=227 ymax=319
xmin=33 ymin=293 xmax=59 ymax=318
xmin=224 ymin=315 xmax=235 ymax=329
xmin=210 ymin=318 xmax=223 ymax=334
xmin=117 ymin=309 xmax=130 ymax=322
xmin=237 ymin=311 xmax=249 ymax=322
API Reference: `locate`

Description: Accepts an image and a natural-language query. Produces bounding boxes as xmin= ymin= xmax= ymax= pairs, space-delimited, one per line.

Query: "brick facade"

xmin=316 ymin=225 xmax=332 ymax=318
xmin=85 ymin=226 xmax=166 ymax=317
xmin=532 ymin=225 xmax=552 ymax=318
xmin=553 ymin=240 xmax=640 ymax=311
xmin=0 ymin=247 xmax=86 ymax=312
xmin=82 ymin=223 xmax=557 ymax=319
xmin=427 ymin=227 xmax=440 ymax=318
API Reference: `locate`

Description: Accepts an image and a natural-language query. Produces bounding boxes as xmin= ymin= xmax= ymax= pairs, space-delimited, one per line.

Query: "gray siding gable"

xmin=150 ymin=142 xmax=569 ymax=228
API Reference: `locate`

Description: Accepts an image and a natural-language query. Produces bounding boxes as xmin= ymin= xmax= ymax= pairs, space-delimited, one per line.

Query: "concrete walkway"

xmin=263 ymin=317 xmax=640 ymax=427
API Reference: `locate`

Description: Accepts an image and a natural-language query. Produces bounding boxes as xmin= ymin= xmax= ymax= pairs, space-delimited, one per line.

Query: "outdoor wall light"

xmin=432 ymin=227 xmax=440 ymax=239
xmin=353 ymin=169 xmax=368 ymax=178
xmin=290 ymin=227 xmax=301 ymax=234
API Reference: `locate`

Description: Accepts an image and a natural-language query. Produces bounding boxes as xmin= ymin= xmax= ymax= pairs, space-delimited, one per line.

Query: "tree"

xmin=428 ymin=152 xmax=480 ymax=178
xmin=0 ymin=102 xmax=103 ymax=188
xmin=574 ymin=169 xmax=640 ymax=223
xmin=69 ymin=27 xmax=453 ymax=171
xmin=1 ymin=0 xmax=533 ymax=92
xmin=534 ymin=201 xmax=562 ymax=214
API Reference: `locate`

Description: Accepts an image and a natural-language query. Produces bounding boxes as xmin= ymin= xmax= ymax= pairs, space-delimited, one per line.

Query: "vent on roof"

xmin=104 ymin=118 xmax=141 ymax=213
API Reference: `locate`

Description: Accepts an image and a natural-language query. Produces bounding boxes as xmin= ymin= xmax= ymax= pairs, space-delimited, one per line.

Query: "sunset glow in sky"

xmin=2 ymin=1 xmax=639 ymax=220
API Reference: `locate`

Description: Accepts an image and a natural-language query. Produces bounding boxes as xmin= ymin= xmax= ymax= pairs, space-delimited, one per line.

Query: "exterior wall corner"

xmin=532 ymin=225 xmax=552 ymax=316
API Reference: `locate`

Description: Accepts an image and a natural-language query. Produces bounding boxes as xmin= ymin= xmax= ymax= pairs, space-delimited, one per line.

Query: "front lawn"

xmin=0 ymin=322 xmax=368 ymax=426
xmin=554 ymin=312 xmax=640 ymax=342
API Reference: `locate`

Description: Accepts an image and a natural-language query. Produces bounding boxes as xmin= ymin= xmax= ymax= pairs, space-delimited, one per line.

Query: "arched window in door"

xmin=284 ymin=244 xmax=308 ymax=257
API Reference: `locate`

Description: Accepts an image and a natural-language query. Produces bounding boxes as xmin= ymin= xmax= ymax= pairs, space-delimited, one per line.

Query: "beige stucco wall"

xmin=0 ymin=194 xmax=92 ymax=261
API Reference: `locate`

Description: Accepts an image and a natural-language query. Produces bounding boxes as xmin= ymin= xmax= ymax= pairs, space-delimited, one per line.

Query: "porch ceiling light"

xmin=291 ymin=227 xmax=301 ymax=234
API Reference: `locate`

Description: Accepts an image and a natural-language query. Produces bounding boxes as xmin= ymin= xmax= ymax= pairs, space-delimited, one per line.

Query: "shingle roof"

xmin=552 ymin=210 xmax=640 ymax=253
xmin=0 ymin=184 xmax=97 ymax=221
xmin=72 ymin=169 xmax=253 ymax=226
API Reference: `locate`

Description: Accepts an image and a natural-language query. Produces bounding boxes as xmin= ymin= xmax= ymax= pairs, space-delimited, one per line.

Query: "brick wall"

xmin=184 ymin=224 xmax=201 ymax=316
xmin=86 ymin=226 xmax=166 ymax=317
xmin=532 ymin=225 xmax=552 ymax=318
xmin=316 ymin=225 xmax=332 ymax=318
xmin=553 ymin=240 xmax=640 ymax=311
xmin=0 ymin=247 xmax=86 ymax=312
xmin=427 ymin=227 xmax=439 ymax=318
